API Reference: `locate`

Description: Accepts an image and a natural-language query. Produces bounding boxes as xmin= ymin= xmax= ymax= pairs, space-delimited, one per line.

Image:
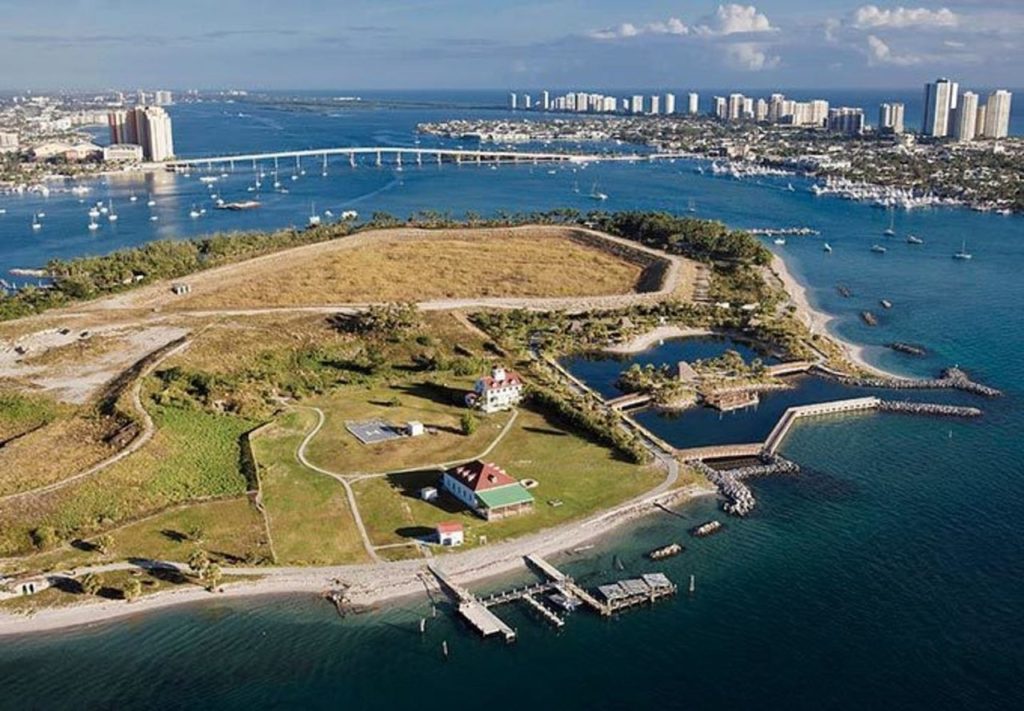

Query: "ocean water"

xmin=1 ymin=96 xmax=1022 ymax=710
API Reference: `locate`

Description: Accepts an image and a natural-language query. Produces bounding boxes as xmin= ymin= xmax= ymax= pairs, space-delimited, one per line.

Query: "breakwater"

xmin=691 ymin=456 xmax=801 ymax=517
xmin=877 ymin=401 xmax=983 ymax=417
xmin=817 ymin=366 xmax=1002 ymax=398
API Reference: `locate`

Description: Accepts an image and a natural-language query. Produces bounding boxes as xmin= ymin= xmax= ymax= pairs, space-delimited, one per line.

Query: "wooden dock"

xmin=428 ymin=564 xmax=516 ymax=643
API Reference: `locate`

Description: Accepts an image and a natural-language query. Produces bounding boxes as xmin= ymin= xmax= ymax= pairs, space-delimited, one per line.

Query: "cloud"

xmin=853 ymin=5 xmax=958 ymax=29
xmin=865 ymin=34 xmax=922 ymax=65
xmin=700 ymin=4 xmax=776 ymax=35
xmin=724 ymin=42 xmax=780 ymax=70
xmin=588 ymin=18 xmax=687 ymax=40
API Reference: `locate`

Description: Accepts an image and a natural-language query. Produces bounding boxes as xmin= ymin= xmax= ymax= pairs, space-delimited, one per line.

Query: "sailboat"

xmin=88 ymin=217 xmax=99 ymax=231
xmin=88 ymin=205 xmax=100 ymax=218
xmin=31 ymin=214 xmax=42 ymax=231
xmin=823 ymin=242 xmax=832 ymax=253
xmin=906 ymin=234 xmax=924 ymax=245
xmin=308 ymin=203 xmax=321 ymax=227
xmin=589 ymin=181 xmax=608 ymax=201
xmin=883 ymin=208 xmax=895 ymax=236
xmin=107 ymin=200 xmax=118 ymax=222
xmin=146 ymin=195 xmax=156 ymax=207
xmin=129 ymin=191 xmax=138 ymax=202
xmin=189 ymin=204 xmax=201 ymax=219
xmin=687 ymin=198 xmax=697 ymax=213
xmin=871 ymin=244 xmax=887 ymax=254
xmin=953 ymin=239 xmax=972 ymax=260
xmin=786 ymin=182 xmax=795 ymax=192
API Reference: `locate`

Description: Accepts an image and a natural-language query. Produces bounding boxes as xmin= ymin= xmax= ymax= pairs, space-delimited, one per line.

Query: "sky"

xmin=0 ymin=0 xmax=1021 ymax=90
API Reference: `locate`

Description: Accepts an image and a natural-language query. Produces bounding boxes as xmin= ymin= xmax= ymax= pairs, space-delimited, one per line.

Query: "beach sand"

xmin=605 ymin=326 xmax=714 ymax=355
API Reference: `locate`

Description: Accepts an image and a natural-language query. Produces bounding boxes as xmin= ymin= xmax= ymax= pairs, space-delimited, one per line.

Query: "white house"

xmin=466 ymin=366 xmax=524 ymax=414
xmin=441 ymin=460 xmax=534 ymax=521
xmin=436 ymin=521 xmax=464 ymax=546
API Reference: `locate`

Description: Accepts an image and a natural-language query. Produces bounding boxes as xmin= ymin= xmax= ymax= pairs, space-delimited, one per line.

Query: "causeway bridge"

xmin=165 ymin=146 xmax=642 ymax=171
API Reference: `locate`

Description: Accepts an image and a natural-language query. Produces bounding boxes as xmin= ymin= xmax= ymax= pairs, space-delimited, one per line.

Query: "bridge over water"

xmin=165 ymin=146 xmax=651 ymax=171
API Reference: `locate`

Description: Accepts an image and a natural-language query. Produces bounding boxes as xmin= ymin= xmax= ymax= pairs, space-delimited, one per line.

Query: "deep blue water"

xmin=1 ymin=96 xmax=1022 ymax=711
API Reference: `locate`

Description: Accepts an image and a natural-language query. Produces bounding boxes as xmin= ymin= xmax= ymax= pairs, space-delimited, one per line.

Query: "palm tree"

xmin=80 ymin=573 xmax=102 ymax=596
xmin=123 ymin=578 xmax=142 ymax=603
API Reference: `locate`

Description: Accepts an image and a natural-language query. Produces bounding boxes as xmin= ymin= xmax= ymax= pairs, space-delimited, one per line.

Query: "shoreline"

xmin=0 ymin=482 xmax=714 ymax=637
xmin=769 ymin=253 xmax=894 ymax=378
xmin=605 ymin=325 xmax=714 ymax=355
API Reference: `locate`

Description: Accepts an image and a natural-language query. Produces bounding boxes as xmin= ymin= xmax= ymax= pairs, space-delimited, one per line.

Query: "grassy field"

xmin=250 ymin=410 xmax=370 ymax=565
xmin=352 ymin=406 xmax=666 ymax=549
xmin=303 ymin=381 xmax=513 ymax=476
xmin=168 ymin=227 xmax=645 ymax=310
xmin=0 ymin=568 xmax=202 ymax=615
xmin=0 ymin=403 xmax=259 ymax=556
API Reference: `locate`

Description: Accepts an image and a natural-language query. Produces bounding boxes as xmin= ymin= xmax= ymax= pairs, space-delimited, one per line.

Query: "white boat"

xmin=786 ymin=182 xmax=795 ymax=192
xmin=88 ymin=207 xmax=100 ymax=218
xmin=150 ymin=215 xmax=159 ymax=221
xmin=907 ymin=235 xmax=924 ymax=245
xmin=36 ymin=211 xmax=46 ymax=218
xmin=773 ymin=237 xmax=786 ymax=246
xmin=129 ymin=192 xmax=138 ymax=202
xmin=871 ymin=244 xmax=887 ymax=254
xmin=88 ymin=219 xmax=99 ymax=231
xmin=589 ymin=181 xmax=608 ymax=201
xmin=823 ymin=242 xmax=832 ymax=253
xmin=883 ymin=209 xmax=896 ymax=236
xmin=308 ymin=203 xmax=321 ymax=227
xmin=189 ymin=205 xmax=201 ymax=219
xmin=953 ymin=239 xmax=972 ymax=260
xmin=147 ymin=197 xmax=156 ymax=207
xmin=107 ymin=200 xmax=118 ymax=222
xmin=687 ymin=199 xmax=697 ymax=213
xmin=0 ymin=208 xmax=6 ymax=215
xmin=31 ymin=215 xmax=41 ymax=230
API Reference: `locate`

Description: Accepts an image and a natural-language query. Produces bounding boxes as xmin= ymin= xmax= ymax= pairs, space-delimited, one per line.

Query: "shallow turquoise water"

xmin=1 ymin=98 xmax=1022 ymax=710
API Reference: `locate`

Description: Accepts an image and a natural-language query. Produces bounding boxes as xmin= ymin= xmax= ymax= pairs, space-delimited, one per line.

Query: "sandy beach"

xmin=0 ymin=483 xmax=713 ymax=637
xmin=605 ymin=325 xmax=714 ymax=355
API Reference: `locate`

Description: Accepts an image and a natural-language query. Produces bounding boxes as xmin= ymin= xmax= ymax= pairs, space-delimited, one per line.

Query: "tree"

xmin=460 ymin=412 xmax=478 ymax=435
xmin=188 ymin=525 xmax=206 ymax=545
xmin=30 ymin=526 xmax=59 ymax=551
xmin=188 ymin=548 xmax=210 ymax=578
xmin=204 ymin=564 xmax=222 ymax=592
xmin=94 ymin=534 xmax=114 ymax=555
xmin=80 ymin=573 xmax=102 ymax=596
xmin=122 ymin=578 xmax=142 ymax=603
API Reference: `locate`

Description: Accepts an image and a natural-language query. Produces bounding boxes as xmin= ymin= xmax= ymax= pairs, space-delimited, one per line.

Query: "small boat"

xmin=547 ymin=592 xmax=580 ymax=612
xmin=647 ymin=543 xmax=684 ymax=560
xmin=36 ymin=211 xmax=46 ymax=218
xmin=31 ymin=215 xmax=41 ymax=230
xmin=0 ymin=208 xmax=6 ymax=214
xmin=690 ymin=520 xmax=723 ymax=537
xmin=308 ymin=203 xmax=321 ymax=227
xmin=871 ymin=244 xmax=887 ymax=254
xmin=107 ymin=201 xmax=118 ymax=222
xmin=150 ymin=215 xmax=159 ymax=221
xmin=861 ymin=311 xmax=878 ymax=326
xmin=906 ymin=234 xmax=924 ymax=245
xmin=953 ymin=239 xmax=972 ymax=260
xmin=146 ymin=196 xmax=156 ymax=207
xmin=88 ymin=219 xmax=99 ymax=231
xmin=880 ymin=299 xmax=893 ymax=309
xmin=189 ymin=205 xmax=201 ymax=219
xmin=883 ymin=209 xmax=895 ymax=236
xmin=129 ymin=192 xmax=138 ymax=202
xmin=823 ymin=242 xmax=833 ymax=253
xmin=889 ymin=342 xmax=927 ymax=356
xmin=786 ymin=182 xmax=795 ymax=192
xmin=837 ymin=284 xmax=852 ymax=297
xmin=687 ymin=199 xmax=697 ymax=213
xmin=773 ymin=237 xmax=786 ymax=246
xmin=88 ymin=206 xmax=100 ymax=218
xmin=589 ymin=181 xmax=607 ymax=201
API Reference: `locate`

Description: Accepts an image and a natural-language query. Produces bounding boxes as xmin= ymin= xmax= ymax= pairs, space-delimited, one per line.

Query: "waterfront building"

xmin=441 ymin=460 xmax=534 ymax=521
xmin=808 ymin=100 xmax=830 ymax=127
xmin=649 ymin=95 xmax=660 ymax=115
xmin=952 ymin=92 xmax=978 ymax=142
xmin=540 ymin=90 xmax=550 ymax=111
xmin=727 ymin=93 xmax=745 ymax=121
xmin=982 ymin=90 xmax=1012 ymax=139
xmin=154 ymin=90 xmax=173 ymax=106
xmin=768 ymin=93 xmax=786 ymax=123
xmin=602 ymin=96 xmax=617 ymax=113
xmin=742 ymin=97 xmax=754 ymax=120
xmin=878 ymin=102 xmax=905 ymax=135
xmin=630 ymin=95 xmax=644 ymax=114
xmin=975 ymin=104 xmax=987 ymax=139
xmin=107 ymin=109 xmax=131 ymax=144
xmin=755 ymin=98 xmax=768 ymax=122
xmin=827 ymin=107 xmax=865 ymax=135
xmin=688 ymin=92 xmax=699 ymax=115
xmin=508 ymin=92 xmax=517 ymax=110
xmin=922 ymin=78 xmax=955 ymax=137
xmin=575 ymin=92 xmax=588 ymax=113
xmin=435 ymin=522 xmax=464 ymax=547
xmin=522 ymin=94 xmax=531 ymax=110
xmin=663 ymin=93 xmax=675 ymax=115
xmin=136 ymin=106 xmax=174 ymax=161
xmin=713 ymin=96 xmax=727 ymax=120
xmin=103 ymin=144 xmax=143 ymax=162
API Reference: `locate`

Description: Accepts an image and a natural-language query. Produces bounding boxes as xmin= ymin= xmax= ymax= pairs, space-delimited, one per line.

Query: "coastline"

xmin=769 ymin=253 xmax=892 ymax=378
xmin=605 ymin=325 xmax=713 ymax=355
xmin=0 ymin=482 xmax=714 ymax=637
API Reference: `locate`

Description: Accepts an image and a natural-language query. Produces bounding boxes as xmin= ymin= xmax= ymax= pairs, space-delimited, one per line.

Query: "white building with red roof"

xmin=435 ymin=521 xmax=464 ymax=546
xmin=441 ymin=460 xmax=534 ymax=520
xmin=467 ymin=365 xmax=524 ymax=414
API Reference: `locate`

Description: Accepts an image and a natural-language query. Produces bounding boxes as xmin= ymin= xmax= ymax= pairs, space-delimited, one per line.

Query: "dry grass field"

xmin=151 ymin=226 xmax=646 ymax=310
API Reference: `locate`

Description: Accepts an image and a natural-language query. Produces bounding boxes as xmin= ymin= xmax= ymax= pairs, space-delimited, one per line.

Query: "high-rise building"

xmin=154 ymin=90 xmax=173 ymax=106
xmin=808 ymin=100 xmax=830 ymax=127
xmin=649 ymin=95 xmax=660 ymax=115
xmin=727 ymin=93 xmax=745 ymax=121
xmin=109 ymin=106 xmax=174 ymax=161
xmin=508 ymin=92 xmax=517 ymax=110
xmin=687 ymin=92 xmax=699 ymax=115
xmin=975 ymin=104 xmax=987 ymax=139
xmin=540 ymin=90 xmax=550 ymax=111
xmin=630 ymin=95 xmax=644 ymax=114
xmin=107 ymin=109 xmax=132 ymax=144
xmin=982 ymin=90 xmax=1012 ymax=139
xmin=575 ymin=92 xmax=589 ymax=113
xmin=755 ymin=98 xmax=768 ymax=122
xmin=878 ymin=102 xmax=905 ymax=135
xmin=713 ymin=96 xmax=727 ymax=120
xmin=768 ymin=94 xmax=786 ymax=123
xmin=922 ymin=78 xmax=955 ymax=137
xmin=522 ymin=94 xmax=531 ymax=110
xmin=952 ymin=92 xmax=978 ymax=142
xmin=663 ymin=93 xmax=676 ymax=115
xmin=827 ymin=107 xmax=865 ymax=135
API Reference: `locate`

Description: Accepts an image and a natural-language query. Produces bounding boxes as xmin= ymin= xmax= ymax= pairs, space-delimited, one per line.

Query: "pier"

xmin=164 ymin=146 xmax=637 ymax=172
xmin=428 ymin=564 xmax=516 ymax=643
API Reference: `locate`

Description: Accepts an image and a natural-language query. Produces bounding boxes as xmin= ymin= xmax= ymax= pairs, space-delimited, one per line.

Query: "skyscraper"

xmin=687 ymin=92 xmax=699 ymax=115
xmin=663 ymin=93 xmax=676 ymax=115
xmin=983 ymin=90 xmax=1012 ymax=139
xmin=649 ymin=95 xmax=660 ymax=115
xmin=522 ymin=94 xmax=531 ymax=110
xmin=630 ymin=95 xmax=644 ymax=114
xmin=727 ymin=93 xmax=745 ymax=121
xmin=154 ymin=90 xmax=173 ymax=106
xmin=508 ymin=92 xmax=517 ymax=110
xmin=922 ymin=78 xmax=955 ymax=137
xmin=878 ymin=102 xmax=905 ymax=135
xmin=540 ymin=90 xmax=550 ymax=111
xmin=107 ymin=109 xmax=132 ymax=144
xmin=952 ymin=92 xmax=978 ymax=142
xmin=827 ymin=107 xmax=865 ymax=135
xmin=134 ymin=106 xmax=174 ymax=161
xmin=713 ymin=96 xmax=727 ymax=120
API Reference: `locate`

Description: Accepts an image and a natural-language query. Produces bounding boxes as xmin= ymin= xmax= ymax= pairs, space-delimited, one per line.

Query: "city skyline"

xmin=0 ymin=2 xmax=1022 ymax=89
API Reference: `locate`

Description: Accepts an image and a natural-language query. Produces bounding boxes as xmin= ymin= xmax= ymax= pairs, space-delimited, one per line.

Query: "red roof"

xmin=445 ymin=460 xmax=518 ymax=492
xmin=477 ymin=370 xmax=523 ymax=392
xmin=436 ymin=521 xmax=463 ymax=534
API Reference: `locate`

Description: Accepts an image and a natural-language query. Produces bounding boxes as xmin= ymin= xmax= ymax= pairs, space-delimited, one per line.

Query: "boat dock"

xmin=428 ymin=564 xmax=516 ymax=643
